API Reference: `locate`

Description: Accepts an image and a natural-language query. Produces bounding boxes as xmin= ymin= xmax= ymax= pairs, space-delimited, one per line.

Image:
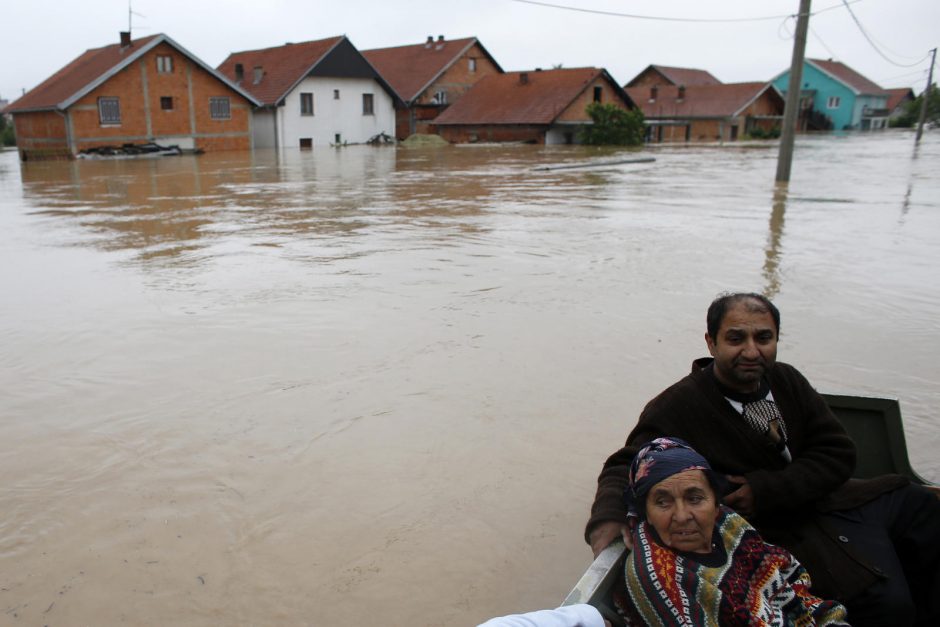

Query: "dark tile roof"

xmin=217 ymin=37 xmax=345 ymax=105
xmin=627 ymin=64 xmax=722 ymax=87
xmin=808 ymin=59 xmax=887 ymax=95
xmin=4 ymin=34 xmax=259 ymax=114
xmin=363 ymin=37 xmax=495 ymax=103
xmin=626 ymin=82 xmax=782 ymax=119
xmin=434 ymin=67 xmax=631 ymax=125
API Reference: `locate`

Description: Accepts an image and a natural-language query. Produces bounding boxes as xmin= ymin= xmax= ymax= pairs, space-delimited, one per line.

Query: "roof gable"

xmin=5 ymin=34 xmax=260 ymax=113
xmin=626 ymin=82 xmax=782 ymax=118
xmin=434 ymin=67 xmax=633 ymax=126
xmin=885 ymin=87 xmax=915 ymax=111
xmin=627 ymin=64 xmax=721 ymax=87
xmin=362 ymin=37 xmax=502 ymax=103
xmin=806 ymin=59 xmax=886 ymax=96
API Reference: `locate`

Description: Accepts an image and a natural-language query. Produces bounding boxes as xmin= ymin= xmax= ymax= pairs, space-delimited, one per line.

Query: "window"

xmin=433 ymin=90 xmax=447 ymax=105
xmin=156 ymin=55 xmax=173 ymax=73
xmin=253 ymin=66 xmax=263 ymax=84
xmin=333 ymin=89 xmax=340 ymax=100
xmin=235 ymin=63 xmax=244 ymax=82
xmin=160 ymin=96 xmax=173 ymax=111
xmin=469 ymin=58 xmax=477 ymax=72
xmin=334 ymin=133 xmax=342 ymax=144
xmin=299 ymin=138 xmax=312 ymax=149
xmin=827 ymin=96 xmax=841 ymax=109
xmin=300 ymin=92 xmax=314 ymax=116
xmin=98 ymin=97 xmax=121 ymax=124
xmin=362 ymin=93 xmax=374 ymax=115
xmin=593 ymin=86 xmax=603 ymax=103
xmin=209 ymin=97 xmax=231 ymax=120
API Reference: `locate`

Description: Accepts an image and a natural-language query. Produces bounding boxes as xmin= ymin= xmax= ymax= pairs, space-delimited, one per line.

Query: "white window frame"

xmin=97 ymin=96 xmax=121 ymax=125
xmin=209 ymin=97 xmax=231 ymax=120
xmin=827 ymin=96 xmax=841 ymax=109
xmin=469 ymin=58 xmax=477 ymax=72
xmin=156 ymin=55 xmax=173 ymax=73
xmin=300 ymin=92 xmax=314 ymax=116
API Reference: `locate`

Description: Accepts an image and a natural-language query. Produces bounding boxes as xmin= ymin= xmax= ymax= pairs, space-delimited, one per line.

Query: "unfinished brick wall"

xmin=437 ymin=124 xmax=545 ymax=144
xmin=556 ymin=77 xmax=630 ymax=123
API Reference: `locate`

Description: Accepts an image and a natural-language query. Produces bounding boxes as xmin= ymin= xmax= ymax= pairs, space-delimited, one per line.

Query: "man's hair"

xmin=706 ymin=292 xmax=780 ymax=339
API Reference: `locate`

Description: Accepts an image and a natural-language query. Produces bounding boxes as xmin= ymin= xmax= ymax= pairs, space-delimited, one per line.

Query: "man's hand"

xmin=589 ymin=521 xmax=631 ymax=558
xmin=723 ymin=475 xmax=755 ymax=516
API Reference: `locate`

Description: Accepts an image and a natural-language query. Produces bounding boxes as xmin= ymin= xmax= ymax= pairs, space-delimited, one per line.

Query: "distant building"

xmin=625 ymin=82 xmax=784 ymax=142
xmin=626 ymin=64 xmax=722 ymax=89
xmin=433 ymin=67 xmax=636 ymax=144
xmin=217 ymin=36 xmax=398 ymax=149
xmin=363 ymin=36 xmax=503 ymax=139
xmin=885 ymin=87 xmax=915 ymax=120
xmin=771 ymin=59 xmax=890 ymax=130
xmin=2 ymin=33 xmax=260 ymax=161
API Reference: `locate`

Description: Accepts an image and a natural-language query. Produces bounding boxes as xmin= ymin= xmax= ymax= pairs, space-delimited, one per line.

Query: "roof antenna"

xmin=128 ymin=0 xmax=146 ymax=37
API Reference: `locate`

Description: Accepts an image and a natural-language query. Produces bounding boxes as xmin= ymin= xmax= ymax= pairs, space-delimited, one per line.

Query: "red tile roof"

xmin=626 ymin=82 xmax=782 ymax=119
xmin=363 ymin=37 xmax=499 ymax=103
xmin=434 ymin=68 xmax=632 ymax=126
xmin=627 ymin=64 xmax=721 ymax=87
xmin=4 ymin=34 xmax=259 ymax=114
xmin=885 ymin=87 xmax=915 ymax=112
xmin=808 ymin=59 xmax=886 ymax=95
xmin=5 ymin=34 xmax=162 ymax=112
xmin=217 ymin=37 xmax=344 ymax=105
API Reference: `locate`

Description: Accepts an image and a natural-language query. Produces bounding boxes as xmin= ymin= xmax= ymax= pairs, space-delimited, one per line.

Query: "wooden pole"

xmin=775 ymin=0 xmax=812 ymax=183
xmin=915 ymin=48 xmax=936 ymax=143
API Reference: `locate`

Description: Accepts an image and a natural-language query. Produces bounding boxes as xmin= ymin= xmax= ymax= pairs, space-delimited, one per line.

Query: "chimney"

xmin=435 ymin=35 xmax=445 ymax=50
xmin=650 ymin=85 xmax=658 ymax=101
xmin=234 ymin=63 xmax=244 ymax=82
xmin=438 ymin=35 xmax=444 ymax=42
xmin=425 ymin=36 xmax=433 ymax=48
xmin=519 ymin=72 xmax=529 ymax=85
xmin=677 ymin=85 xmax=686 ymax=101
xmin=120 ymin=31 xmax=132 ymax=47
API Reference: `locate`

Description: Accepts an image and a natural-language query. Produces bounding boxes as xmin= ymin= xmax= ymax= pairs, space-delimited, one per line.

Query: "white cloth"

xmin=476 ymin=603 xmax=605 ymax=627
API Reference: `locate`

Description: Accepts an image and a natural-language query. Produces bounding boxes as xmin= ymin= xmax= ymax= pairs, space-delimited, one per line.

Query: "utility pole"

xmin=915 ymin=48 xmax=936 ymax=143
xmin=776 ymin=0 xmax=812 ymax=183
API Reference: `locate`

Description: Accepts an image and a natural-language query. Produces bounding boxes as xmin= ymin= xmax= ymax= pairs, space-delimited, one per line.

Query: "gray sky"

xmin=2 ymin=0 xmax=937 ymax=104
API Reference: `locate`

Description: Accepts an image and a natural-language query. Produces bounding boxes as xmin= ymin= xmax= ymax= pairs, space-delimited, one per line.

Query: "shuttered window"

xmin=98 ymin=97 xmax=121 ymax=124
xmin=209 ymin=97 xmax=231 ymax=120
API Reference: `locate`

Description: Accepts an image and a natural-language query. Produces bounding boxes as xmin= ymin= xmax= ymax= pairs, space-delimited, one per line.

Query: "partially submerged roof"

xmin=4 ymin=33 xmax=260 ymax=114
xmin=362 ymin=36 xmax=503 ymax=103
xmin=626 ymin=82 xmax=783 ymax=119
xmin=434 ymin=67 xmax=635 ymax=126
xmin=626 ymin=64 xmax=722 ymax=87
xmin=885 ymin=87 xmax=915 ymax=111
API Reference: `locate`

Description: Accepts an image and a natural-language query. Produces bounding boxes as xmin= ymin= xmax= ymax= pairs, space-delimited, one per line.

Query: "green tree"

xmin=0 ymin=114 xmax=15 ymax=147
xmin=580 ymin=102 xmax=645 ymax=145
xmin=889 ymin=85 xmax=940 ymax=128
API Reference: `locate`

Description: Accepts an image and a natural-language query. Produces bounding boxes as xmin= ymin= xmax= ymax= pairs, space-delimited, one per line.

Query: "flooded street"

xmin=1 ymin=132 xmax=939 ymax=625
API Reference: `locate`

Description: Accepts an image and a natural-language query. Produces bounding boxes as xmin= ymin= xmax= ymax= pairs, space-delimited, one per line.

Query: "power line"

xmin=840 ymin=0 xmax=930 ymax=68
xmin=509 ymin=0 xmax=859 ymax=24
xmin=809 ymin=26 xmax=838 ymax=59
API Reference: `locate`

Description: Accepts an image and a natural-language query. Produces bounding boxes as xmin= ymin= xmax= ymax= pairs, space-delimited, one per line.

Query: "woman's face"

xmin=644 ymin=469 xmax=720 ymax=554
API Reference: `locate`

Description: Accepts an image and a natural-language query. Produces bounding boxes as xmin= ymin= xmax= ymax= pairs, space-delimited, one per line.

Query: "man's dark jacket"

xmin=586 ymin=358 xmax=908 ymax=601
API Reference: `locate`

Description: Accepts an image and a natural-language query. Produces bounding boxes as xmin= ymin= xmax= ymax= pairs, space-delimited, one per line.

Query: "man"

xmin=586 ymin=292 xmax=940 ymax=626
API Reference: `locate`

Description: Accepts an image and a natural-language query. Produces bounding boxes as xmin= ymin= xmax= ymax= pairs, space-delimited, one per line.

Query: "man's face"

xmin=705 ymin=300 xmax=778 ymax=393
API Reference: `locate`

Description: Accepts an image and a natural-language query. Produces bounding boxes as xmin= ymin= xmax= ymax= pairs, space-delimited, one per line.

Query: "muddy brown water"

xmin=1 ymin=132 xmax=938 ymax=625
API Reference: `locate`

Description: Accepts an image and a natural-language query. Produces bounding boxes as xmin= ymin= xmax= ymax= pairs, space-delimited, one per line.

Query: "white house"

xmin=217 ymin=36 xmax=398 ymax=149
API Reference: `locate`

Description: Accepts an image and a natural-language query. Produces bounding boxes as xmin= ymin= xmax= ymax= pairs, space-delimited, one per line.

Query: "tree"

xmin=580 ymin=102 xmax=645 ymax=146
xmin=889 ymin=85 xmax=940 ymax=128
xmin=0 ymin=114 xmax=15 ymax=147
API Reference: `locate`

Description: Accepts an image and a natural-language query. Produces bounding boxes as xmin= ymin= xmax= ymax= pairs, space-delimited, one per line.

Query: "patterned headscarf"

xmin=628 ymin=437 xmax=712 ymax=507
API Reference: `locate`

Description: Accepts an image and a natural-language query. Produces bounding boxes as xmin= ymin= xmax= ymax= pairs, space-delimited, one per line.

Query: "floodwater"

xmin=1 ymin=132 xmax=938 ymax=626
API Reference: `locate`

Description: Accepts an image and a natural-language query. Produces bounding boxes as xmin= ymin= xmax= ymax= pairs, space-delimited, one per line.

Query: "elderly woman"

xmin=620 ymin=437 xmax=849 ymax=626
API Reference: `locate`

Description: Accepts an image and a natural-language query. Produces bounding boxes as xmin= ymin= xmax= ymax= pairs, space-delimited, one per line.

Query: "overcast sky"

xmin=2 ymin=0 xmax=937 ymax=104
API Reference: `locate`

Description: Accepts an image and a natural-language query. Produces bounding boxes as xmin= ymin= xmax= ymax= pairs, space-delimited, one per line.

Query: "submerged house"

xmin=433 ymin=67 xmax=636 ymax=144
xmin=625 ymin=82 xmax=784 ymax=142
xmin=363 ymin=36 xmax=503 ymax=139
xmin=217 ymin=36 xmax=398 ymax=149
xmin=626 ymin=64 xmax=722 ymax=89
xmin=771 ymin=59 xmax=890 ymax=130
xmin=885 ymin=87 xmax=915 ymax=120
xmin=2 ymin=32 xmax=259 ymax=160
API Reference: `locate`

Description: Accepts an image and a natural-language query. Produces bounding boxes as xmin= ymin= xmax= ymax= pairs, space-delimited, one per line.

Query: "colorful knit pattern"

xmin=622 ymin=508 xmax=850 ymax=626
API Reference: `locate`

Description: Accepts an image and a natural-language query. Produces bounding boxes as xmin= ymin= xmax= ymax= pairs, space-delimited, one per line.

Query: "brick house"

xmin=217 ymin=36 xmax=399 ymax=149
xmin=885 ymin=87 xmax=915 ymax=121
xmin=362 ymin=36 xmax=503 ymax=139
xmin=433 ymin=67 xmax=636 ymax=145
xmin=625 ymin=82 xmax=784 ymax=142
xmin=626 ymin=64 xmax=722 ymax=89
xmin=2 ymin=33 xmax=260 ymax=161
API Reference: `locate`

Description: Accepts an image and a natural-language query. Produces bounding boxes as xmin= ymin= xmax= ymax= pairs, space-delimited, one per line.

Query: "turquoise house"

xmin=772 ymin=59 xmax=890 ymax=130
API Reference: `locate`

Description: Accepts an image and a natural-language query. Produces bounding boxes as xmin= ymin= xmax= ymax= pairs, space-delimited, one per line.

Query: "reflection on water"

xmin=1 ymin=133 xmax=939 ymax=626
